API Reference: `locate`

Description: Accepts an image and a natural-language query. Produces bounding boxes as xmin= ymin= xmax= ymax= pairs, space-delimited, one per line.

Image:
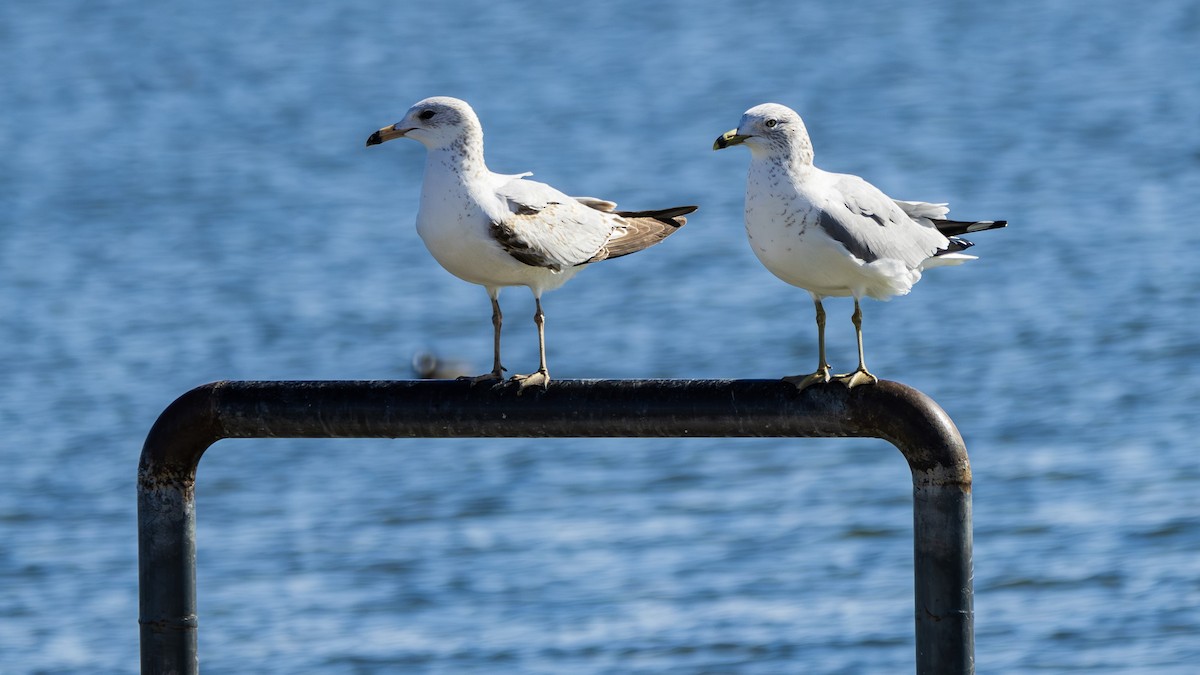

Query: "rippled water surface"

xmin=3 ymin=1 xmax=1199 ymax=672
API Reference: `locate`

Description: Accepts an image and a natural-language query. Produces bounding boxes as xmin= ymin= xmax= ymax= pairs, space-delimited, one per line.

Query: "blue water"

xmin=3 ymin=1 xmax=1200 ymax=672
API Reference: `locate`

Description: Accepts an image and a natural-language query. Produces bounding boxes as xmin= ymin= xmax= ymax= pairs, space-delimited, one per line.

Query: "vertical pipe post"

xmin=137 ymin=478 xmax=198 ymax=675
xmin=862 ymin=383 xmax=973 ymax=674
xmin=138 ymin=385 xmax=220 ymax=675
xmin=912 ymin=477 xmax=974 ymax=673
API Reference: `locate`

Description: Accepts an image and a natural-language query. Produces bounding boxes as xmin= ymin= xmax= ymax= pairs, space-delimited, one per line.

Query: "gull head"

xmin=366 ymin=96 xmax=482 ymax=151
xmin=713 ymin=103 xmax=812 ymax=162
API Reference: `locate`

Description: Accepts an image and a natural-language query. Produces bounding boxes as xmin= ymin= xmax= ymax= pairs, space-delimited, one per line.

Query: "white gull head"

xmin=714 ymin=102 xmax=814 ymax=165
xmin=366 ymin=96 xmax=483 ymax=153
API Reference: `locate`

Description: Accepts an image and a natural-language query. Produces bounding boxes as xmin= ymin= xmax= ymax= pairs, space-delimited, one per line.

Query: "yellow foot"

xmin=457 ymin=370 xmax=505 ymax=385
xmin=782 ymin=368 xmax=832 ymax=391
xmin=833 ymin=369 xmax=878 ymax=389
xmin=511 ymin=370 xmax=550 ymax=394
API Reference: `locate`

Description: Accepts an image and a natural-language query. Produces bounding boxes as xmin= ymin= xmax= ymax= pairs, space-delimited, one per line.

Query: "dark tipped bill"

xmin=713 ymin=129 xmax=750 ymax=150
xmin=366 ymin=125 xmax=409 ymax=147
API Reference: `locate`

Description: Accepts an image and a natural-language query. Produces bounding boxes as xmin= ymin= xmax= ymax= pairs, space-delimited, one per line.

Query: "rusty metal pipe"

xmin=138 ymin=379 xmax=972 ymax=674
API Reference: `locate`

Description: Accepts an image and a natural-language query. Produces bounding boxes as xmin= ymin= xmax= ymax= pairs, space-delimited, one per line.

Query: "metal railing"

xmin=138 ymin=379 xmax=973 ymax=674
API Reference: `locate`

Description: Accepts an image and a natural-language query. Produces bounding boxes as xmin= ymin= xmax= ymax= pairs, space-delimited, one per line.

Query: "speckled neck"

xmin=788 ymin=133 xmax=815 ymax=168
xmin=427 ymin=127 xmax=489 ymax=181
xmin=750 ymin=130 xmax=815 ymax=172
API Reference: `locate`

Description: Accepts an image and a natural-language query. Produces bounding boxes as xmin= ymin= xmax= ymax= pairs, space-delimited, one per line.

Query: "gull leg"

xmin=512 ymin=296 xmax=550 ymax=393
xmin=488 ymin=294 xmax=505 ymax=376
xmin=834 ymin=297 xmax=878 ymax=389
xmin=459 ymin=289 xmax=506 ymax=384
xmin=783 ymin=296 xmax=833 ymax=391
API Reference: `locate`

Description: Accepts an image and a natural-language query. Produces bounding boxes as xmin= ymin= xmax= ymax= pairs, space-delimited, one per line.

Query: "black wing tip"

xmin=964 ymin=219 xmax=1008 ymax=232
xmin=614 ymin=205 xmax=697 ymax=227
xmin=940 ymin=236 xmax=975 ymax=255
xmin=932 ymin=218 xmax=1008 ymax=236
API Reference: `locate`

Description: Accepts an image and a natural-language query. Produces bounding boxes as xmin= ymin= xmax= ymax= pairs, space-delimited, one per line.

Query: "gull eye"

xmin=765 ymin=119 xmax=778 ymax=128
xmin=419 ymin=110 xmax=436 ymax=121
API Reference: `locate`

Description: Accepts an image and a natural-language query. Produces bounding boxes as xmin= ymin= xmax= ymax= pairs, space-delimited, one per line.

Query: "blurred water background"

xmin=3 ymin=1 xmax=1199 ymax=672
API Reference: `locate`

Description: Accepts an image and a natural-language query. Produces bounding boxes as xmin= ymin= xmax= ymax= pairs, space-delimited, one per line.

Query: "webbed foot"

xmin=458 ymin=369 xmax=505 ymax=385
xmin=833 ymin=368 xmax=878 ymax=389
xmin=782 ymin=366 xmax=832 ymax=391
xmin=511 ymin=369 xmax=550 ymax=394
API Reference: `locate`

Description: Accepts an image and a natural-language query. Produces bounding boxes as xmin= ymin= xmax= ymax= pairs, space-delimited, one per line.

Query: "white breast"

xmin=743 ymin=161 xmax=920 ymax=299
xmin=414 ymin=170 xmax=578 ymax=293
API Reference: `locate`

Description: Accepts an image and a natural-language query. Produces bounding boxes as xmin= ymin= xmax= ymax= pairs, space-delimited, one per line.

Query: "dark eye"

xmin=765 ymin=119 xmax=778 ymax=128
xmin=419 ymin=110 xmax=436 ymax=121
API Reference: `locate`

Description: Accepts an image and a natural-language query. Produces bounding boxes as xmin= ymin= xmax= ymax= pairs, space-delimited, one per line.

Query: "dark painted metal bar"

xmin=138 ymin=379 xmax=973 ymax=674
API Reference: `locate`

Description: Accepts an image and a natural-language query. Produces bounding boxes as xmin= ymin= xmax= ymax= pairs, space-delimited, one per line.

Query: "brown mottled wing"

xmin=489 ymin=179 xmax=616 ymax=271
xmin=583 ymin=206 xmax=695 ymax=264
xmin=490 ymin=217 xmax=563 ymax=270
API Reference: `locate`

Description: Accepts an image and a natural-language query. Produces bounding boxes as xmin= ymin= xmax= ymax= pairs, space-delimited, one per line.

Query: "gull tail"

xmin=932 ymin=218 xmax=1008 ymax=237
xmin=583 ymin=205 xmax=696 ymax=263
xmin=894 ymin=200 xmax=1008 ymax=236
xmin=923 ymin=236 xmax=978 ymax=268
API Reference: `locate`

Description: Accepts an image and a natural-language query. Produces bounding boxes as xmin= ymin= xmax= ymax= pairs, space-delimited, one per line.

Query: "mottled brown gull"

xmin=369 ymin=96 xmax=694 ymax=391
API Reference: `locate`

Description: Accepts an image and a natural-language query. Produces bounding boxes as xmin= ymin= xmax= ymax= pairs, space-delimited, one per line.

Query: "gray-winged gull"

xmin=714 ymin=103 xmax=1005 ymax=390
xmin=369 ymin=96 xmax=695 ymax=392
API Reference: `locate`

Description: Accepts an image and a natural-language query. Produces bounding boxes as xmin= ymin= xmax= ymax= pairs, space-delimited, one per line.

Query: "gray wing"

xmin=489 ymin=178 xmax=614 ymax=271
xmin=893 ymin=199 xmax=950 ymax=221
xmin=820 ymin=174 xmax=950 ymax=266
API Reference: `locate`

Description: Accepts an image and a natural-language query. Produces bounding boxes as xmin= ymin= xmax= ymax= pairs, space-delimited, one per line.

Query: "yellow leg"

xmin=834 ymin=298 xmax=878 ymax=389
xmin=783 ymin=297 xmax=833 ymax=391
